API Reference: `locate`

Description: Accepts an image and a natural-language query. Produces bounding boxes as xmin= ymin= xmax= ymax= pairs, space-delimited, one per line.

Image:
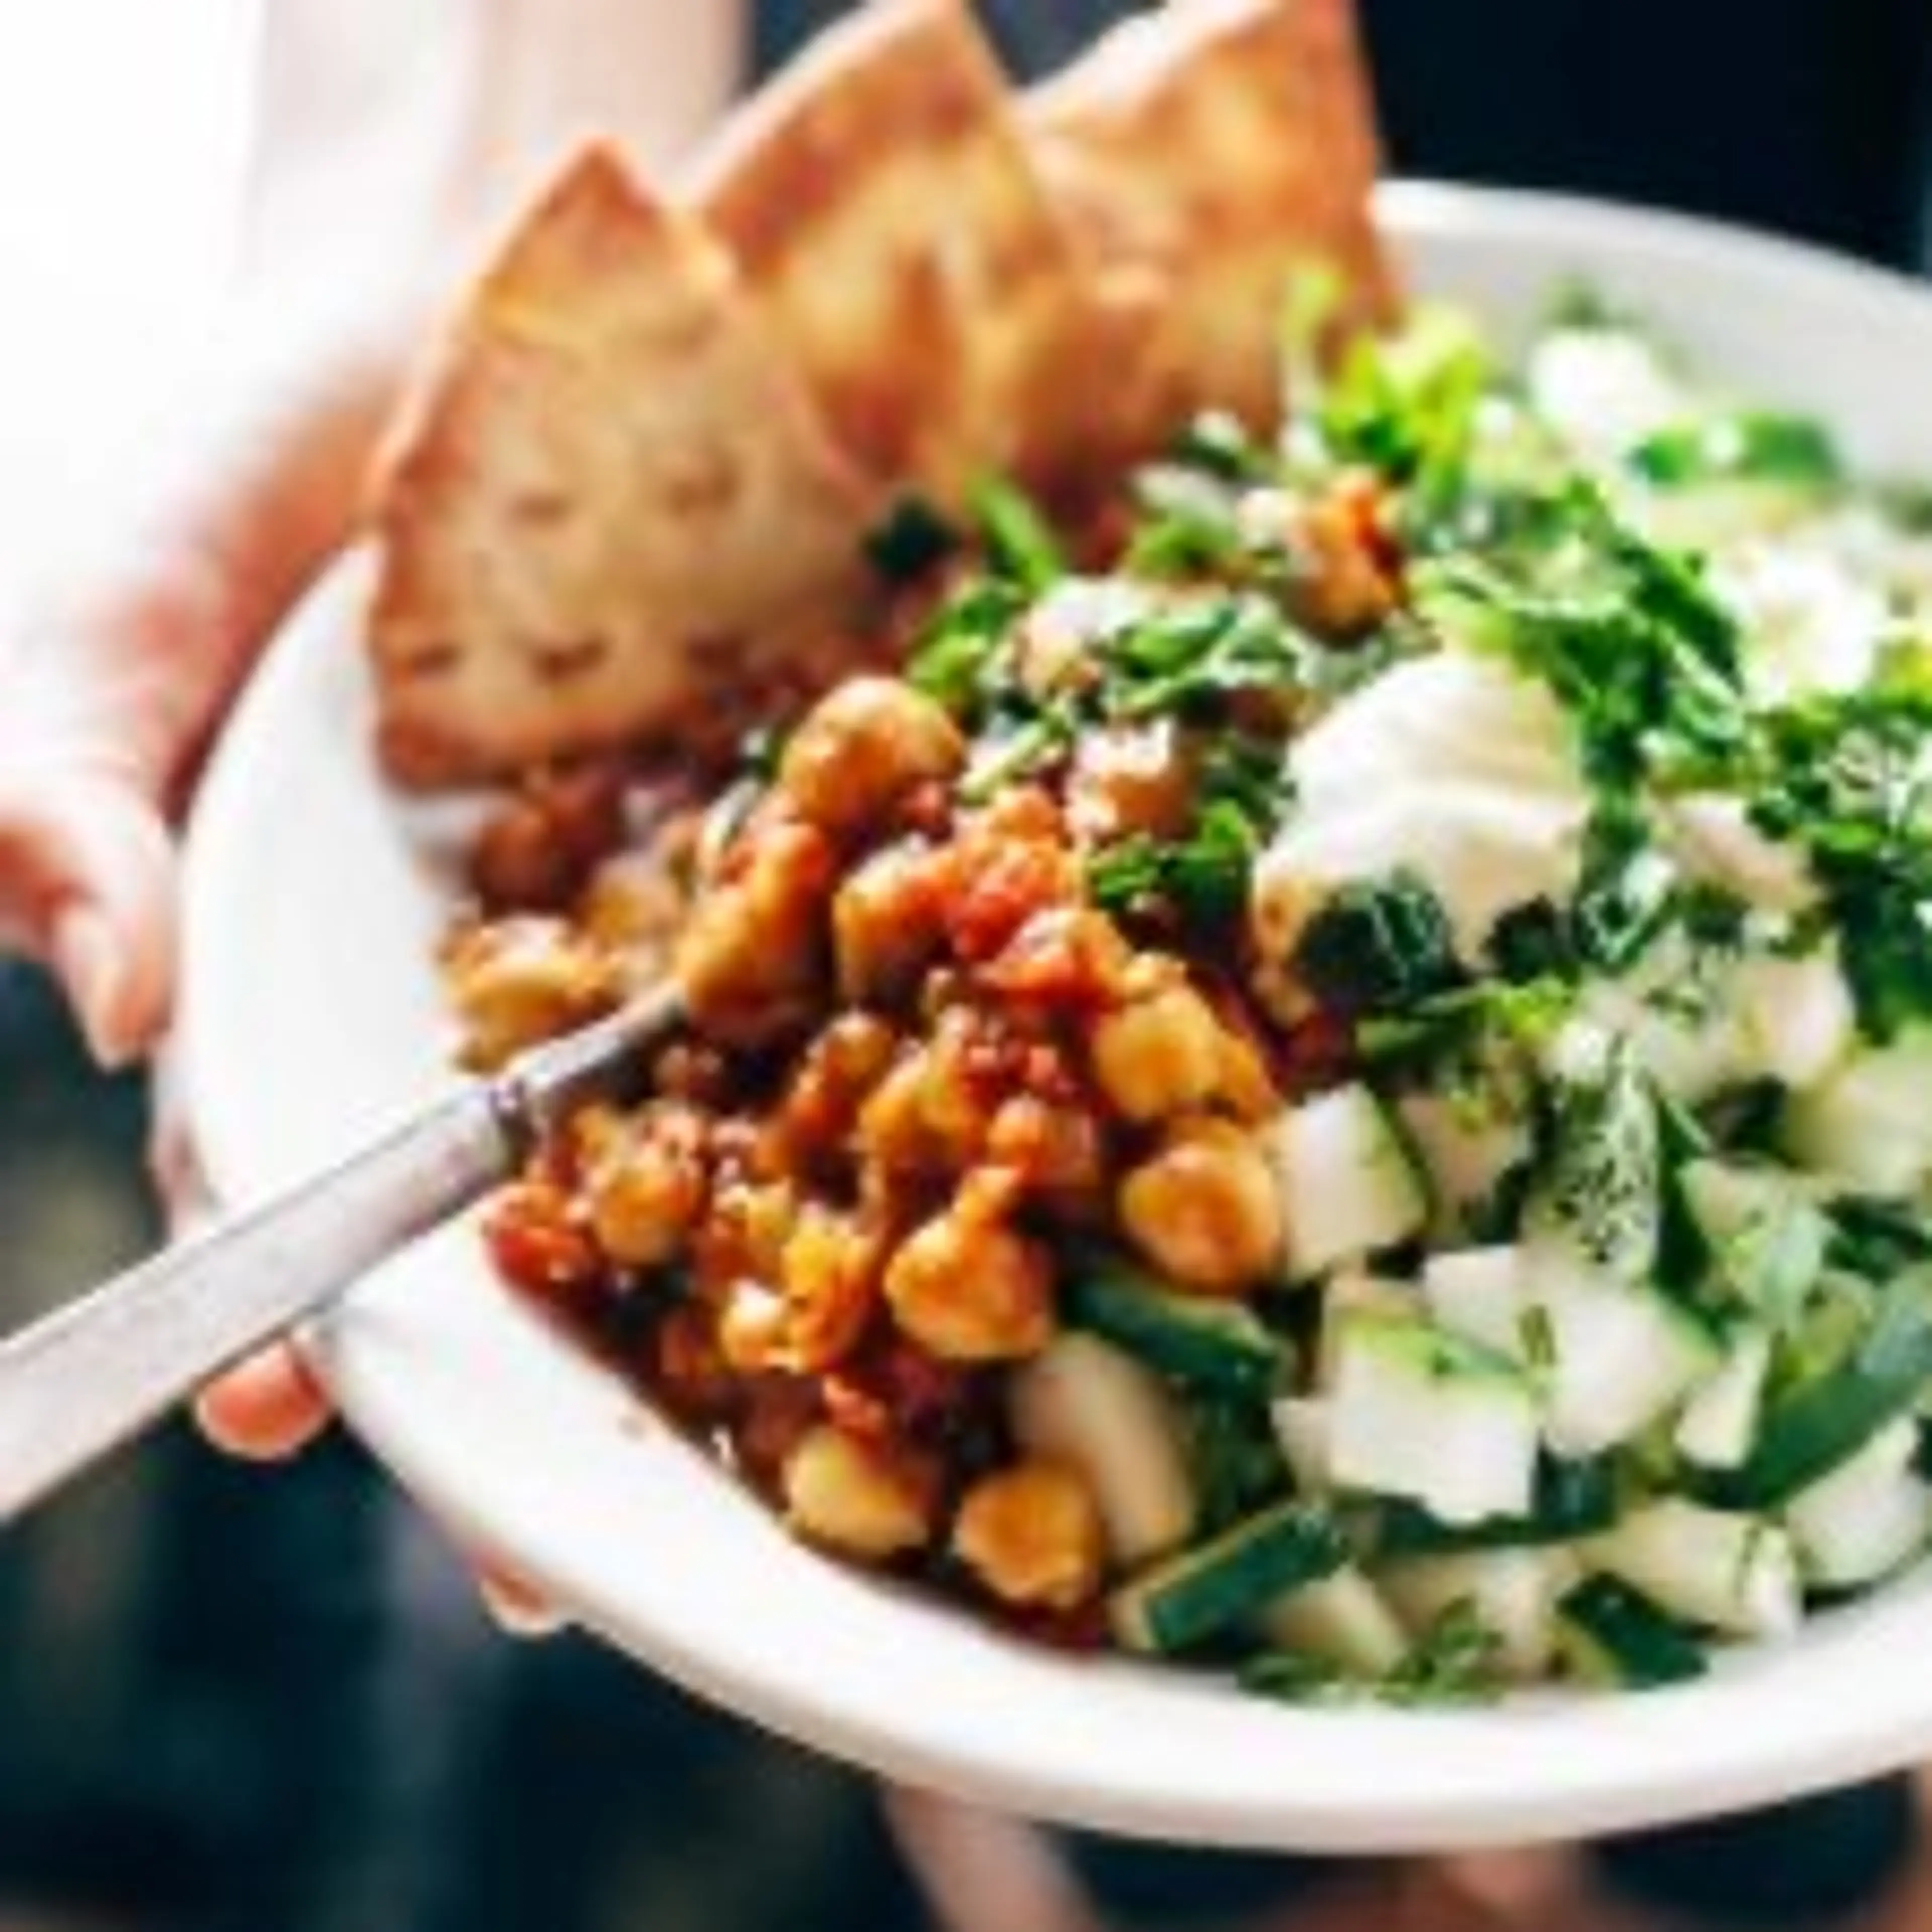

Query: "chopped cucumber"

xmin=1584 ymin=1498 xmax=1800 ymax=1640
xmin=1255 ymin=1565 xmax=1409 ymax=1675
xmin=1371 ymin=1455 xmax=1617 ymax=1557
xmin=1011 ymin=1334 xmax=1195 ymax=1567
xmin=1111 ymin=1501 xmax=1350 ymax=1655
xmin=1314 ymin=1271 xmax=1414 ymax=1391
xmin=1396 ymin=1091 xmax=1533 ymax=1237
xmin=1065 ymin=1256 xmax=1285 ymax=1400
xmin=1328 ymin=1311 xmax=1540 ymax=1526
xmin=1679 ymin=1159 xmax=1830 ymax=1329
xmin=1380 ymin=1547 xmax=1576 ymax=1680
xmin=1556 ymin=1576 xmax=1708 ymax=1689
xmin=1528 ymin=1025 xmax=1661 ymax=1283
xmin=1675 ymin=1327 xmax=1772 ymax=1471
xmin=1271 ymin=1397 xmax=1333 ymax=1494
xmin=1782 ymin=1031 xmax=1932 ymax=1198
xmin=1422 ymin=1245 xmax=1533 ymax=1362
xmin=1269 ymin=1085 xmax=1428 ymax=1279
xmin=1786 ymin=1417 xmax=1932 ymax=1588
xmin=1532 ymin=1243 xmax=1722 ymax=1455
xmin=1732 ymin=953 xmax=1855 ymax=1090
xmin=1715 ymin=1266 xmax=1932 ymax=1509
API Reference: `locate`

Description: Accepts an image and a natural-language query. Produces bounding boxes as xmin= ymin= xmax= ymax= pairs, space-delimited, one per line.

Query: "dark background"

xmin=6 ymin=3 xmax=1932 ymax=1928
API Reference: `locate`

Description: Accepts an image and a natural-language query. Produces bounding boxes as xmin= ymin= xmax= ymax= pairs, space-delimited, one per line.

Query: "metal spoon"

xmin=0 ymin=986 xmax=683 ymax=1524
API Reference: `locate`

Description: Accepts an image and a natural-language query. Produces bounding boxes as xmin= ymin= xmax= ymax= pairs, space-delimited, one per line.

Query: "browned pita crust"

xmin=685 ymin=0 xmax=1095 ymax=506
xmin=367 ymin=145 xmax=873 ymax=786
xmin=1028 ymin=0 xmax=1395 ymax=466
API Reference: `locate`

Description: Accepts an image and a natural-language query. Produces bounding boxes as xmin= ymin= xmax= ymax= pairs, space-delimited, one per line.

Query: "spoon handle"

xmin=0 ymin=987 xmax=682 ymax=1524
xmin=0 ymin=1086 xmax=511 ymax=1523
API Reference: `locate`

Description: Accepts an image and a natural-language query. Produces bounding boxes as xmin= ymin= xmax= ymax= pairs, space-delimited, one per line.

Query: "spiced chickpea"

xmin=1067 ymin=720 xmax=1193 ymax=843
xmin=883 ymin=1193 xmax=1056 ymax=1361
xmin=1089 ymin=979 xmax=1228 ymax=1122
xmin=1290 ymin=482 xmax=1396 ymax=639
xmin=833 ymin=840 xmax=947 ymax=1003
xmin=581 ymin=1102 xmax=709 ymax=1269
xmin=953 ymin=1460 xmax=1105 ymax=1609
xmin=777 ymin=676 xmax=964 ymax=836
xmin=444 ymin=916 xmax=615 ymax=1071
xmin=1118 ymin=1115 xmax=1284 ymax=1294
xmin=676 ymin=817 xmax=834 ymax=1044
xmin=782 ymin=1424 xmax=937 ymax=1560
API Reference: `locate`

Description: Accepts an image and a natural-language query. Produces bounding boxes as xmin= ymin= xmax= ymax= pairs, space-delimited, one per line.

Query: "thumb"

xmin=0 ymin=760 xmax=177 ymax=1067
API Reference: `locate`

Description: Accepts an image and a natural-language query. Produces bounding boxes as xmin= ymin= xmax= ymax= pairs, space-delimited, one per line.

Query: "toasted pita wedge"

xmin=1028 ymin=0 xmax=1395 ymax=464
xmin=367 ymin=146 xmax=873 ymax=785
xmin=686 ymin=0 xmax=1094 ymax=505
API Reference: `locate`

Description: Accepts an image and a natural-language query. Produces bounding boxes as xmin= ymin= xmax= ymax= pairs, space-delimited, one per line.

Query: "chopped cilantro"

xmin=1318 ymin=304 xmax=1490 ymax=514
xmin=1627 ymin=412 xmax=1842 ymax=492
xmin=1103 ymin=596 xmax=1309 ymax=719
xmin=1571 ymin=807 xmax=1680 ymax=973
xmin=1124 ymin=465 xmax=1246 ymax=580
xmin=970 ymin=476 xmax=1065 ymax=594
xmin=1293 ymin=871 xmax=1463 ymax=1015
xmin=1088 ymin=731 xmax=1289 ymax=925
xmin=905 ymin=580 xmax=1025 ymax=716
xmin=1748 ymin=664 xmax=1932 ymax=1037
xmin=1090 ymin=801 xmax=1260 ymax=925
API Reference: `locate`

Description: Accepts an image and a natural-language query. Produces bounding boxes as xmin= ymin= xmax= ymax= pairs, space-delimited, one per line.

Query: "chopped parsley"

xmin=1748 ymin=664 xmax=1932 ymax=1038
xmin=969 ymin=475 xmax=1065 ymax=593
xmin=1293 ymin=871 xmax=1463 ymax=1014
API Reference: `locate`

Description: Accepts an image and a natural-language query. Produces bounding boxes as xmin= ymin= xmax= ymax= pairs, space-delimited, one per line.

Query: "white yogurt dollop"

xmin=1252 ymin=649 xmax=1591 ymax=967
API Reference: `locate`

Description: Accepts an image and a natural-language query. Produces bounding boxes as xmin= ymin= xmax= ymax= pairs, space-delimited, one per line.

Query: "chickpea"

xmin=1067 ymin=720 xmax=1193 ymax=843
xmin=986 ymin=1094 xmax=1108 ymax=1205
xmin=953 ymin=1460 xmax=1105 ymax=1609
xmin=1089 ymin=979 xmax=1228 ymax=1123
xmin=716 ymin=1201 xmax=882 ymax=1376
xmin=855 ymin=1016 xmax=998 ymax=1175
xmin=468 ymin=766 xmax=625 ymax=912
xmin=780 ymin=1013 xmax=900 ymax=1149
xmin=782 ymin=1424 xmax=937 ymax=1560
xmin=1118 ymin=1116 xmax=1283 ymax=1295
xmin=1290 ymin=484 xmax=1395 ymax=639
xmin=444 ymin=916 xmax=615 ymax=1070
xmin=777 ymin=1203 xmax=884 ymax=1371
xmin=883 ymin=1195 xmax=1055 ymax=1361
xmin=696 ymin=1177 xmax=799 ymax=1290
xmin=855 ymin=1050 xmax=944 ymax=1175
xmin=777 ymin=676 xmax=964 ymax=836
xmin=676 ymin=817 xmax=834 ymax=1044
xmin=833 ymin=841 xmax=946 ymax=1004
xmin=582 ymin=1103 xmax=708 ymax=1268
xmin=580 ymin=850 xmax=688 ymax=957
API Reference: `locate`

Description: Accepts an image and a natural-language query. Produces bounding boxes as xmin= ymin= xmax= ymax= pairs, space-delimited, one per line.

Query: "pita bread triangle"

xmin=366 ymin=144 xmax=874 ymax=786
xmin=686 ymin=0 xmax=1098 ymax=506
xmin=1028 ymin=0 xmax=1396 ymax=466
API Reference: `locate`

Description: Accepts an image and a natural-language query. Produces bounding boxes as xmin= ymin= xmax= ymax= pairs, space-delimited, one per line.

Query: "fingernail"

xmin=479 ymin=1571 xmax=569 ymax=1639
xmin=49 ymin=902 xmax=129 ymax=1064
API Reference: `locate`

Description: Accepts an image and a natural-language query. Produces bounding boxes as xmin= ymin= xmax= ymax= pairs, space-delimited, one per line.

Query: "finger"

xmin=0 ymin=764 xmax=178 ymax=1067
xmin=193 ymin=1342 xmax=333 ymax=1461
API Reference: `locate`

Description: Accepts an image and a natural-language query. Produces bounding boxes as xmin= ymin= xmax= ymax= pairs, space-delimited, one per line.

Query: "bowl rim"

xmin=180 ymin=181 xmax=1932 ymax=1853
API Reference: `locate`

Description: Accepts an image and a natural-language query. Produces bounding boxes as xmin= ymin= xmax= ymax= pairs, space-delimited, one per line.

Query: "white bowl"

xmin=179 ymin=185 xmax=1932 ymax=1852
